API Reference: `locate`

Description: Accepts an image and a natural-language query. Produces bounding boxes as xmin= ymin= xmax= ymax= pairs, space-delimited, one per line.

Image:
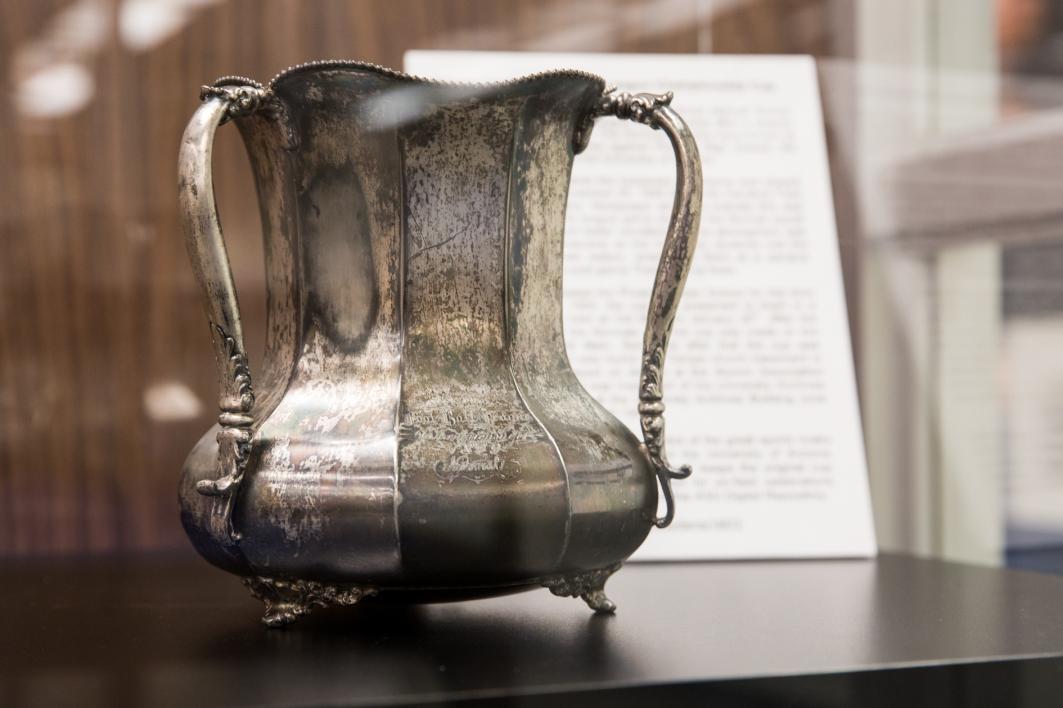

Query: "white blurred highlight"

xmin=16 ymin=62 xmax=95 ymax=119
xmin=12 ymin=0 xmax=225 ymax=119
xmin=119 ymin=0 xmax=222 ymax=52
xmin=144 ymin=381 xmax=204 ymax=422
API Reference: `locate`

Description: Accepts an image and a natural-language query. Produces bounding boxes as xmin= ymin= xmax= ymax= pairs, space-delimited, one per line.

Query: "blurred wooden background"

xmin=0 ymin=0 xmax=852 ymax=555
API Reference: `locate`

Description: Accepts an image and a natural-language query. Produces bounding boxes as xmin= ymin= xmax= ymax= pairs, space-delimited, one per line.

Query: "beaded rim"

xmin=210 ymin=58 xmax=607 ymax=92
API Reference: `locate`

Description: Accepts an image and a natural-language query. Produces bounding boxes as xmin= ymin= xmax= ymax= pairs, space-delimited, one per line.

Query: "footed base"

xmin=244 ymin=576 xmax=377 ymax=627
xmin=244 ymin=563 xmax=623 ymax=627
xmin=541 ymin=562 xmax=622 ymax=614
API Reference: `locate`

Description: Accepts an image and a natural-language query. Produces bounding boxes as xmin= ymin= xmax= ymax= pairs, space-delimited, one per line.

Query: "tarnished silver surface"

xmin=244 ymin=577 xmax=377 ymax=627
xmin=542 ymin=562 xmax=623 ymax=614
xmin=177 ymin=61 xmax=702 ymax=625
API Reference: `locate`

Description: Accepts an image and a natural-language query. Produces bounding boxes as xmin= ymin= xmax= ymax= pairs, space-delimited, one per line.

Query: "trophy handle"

xmin=576 ymin=90 xmax=703 ymax=528
xmin=178 ymin=81 xmax=268 ymax=541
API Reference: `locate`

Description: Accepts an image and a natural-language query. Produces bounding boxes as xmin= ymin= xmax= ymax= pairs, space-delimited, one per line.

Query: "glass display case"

xmin=9 ymin=1 xmax=1063 ymax=705
xmin=0 ymin=0 xmax=859 ymax=555
xmin=7 ymin=0 xmax=1063 ymax=572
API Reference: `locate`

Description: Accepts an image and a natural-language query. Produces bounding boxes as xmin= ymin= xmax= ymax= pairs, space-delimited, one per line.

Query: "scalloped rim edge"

xmin=209 ymin=59 xmax=608 ymax=92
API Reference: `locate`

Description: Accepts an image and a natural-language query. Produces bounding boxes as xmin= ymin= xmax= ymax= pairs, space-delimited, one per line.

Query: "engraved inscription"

xmin=398 ymin=379 xmax=550 ymax=486
xmin=399 ymin=405 xmax=544 ymax=485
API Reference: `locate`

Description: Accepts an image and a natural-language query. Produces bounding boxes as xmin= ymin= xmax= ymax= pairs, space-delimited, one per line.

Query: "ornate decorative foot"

xmin=542 ymin=563 xmax=622 ymax=614
xmin=243 ymin=576 xmax=377 ymax=628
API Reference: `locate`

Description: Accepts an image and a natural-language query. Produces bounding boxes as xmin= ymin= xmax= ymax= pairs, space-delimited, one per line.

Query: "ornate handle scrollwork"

xmin=178 ymin=79 xmax=268 ymax=542
xmin=576 ymin=89 xmax=703 ymax=529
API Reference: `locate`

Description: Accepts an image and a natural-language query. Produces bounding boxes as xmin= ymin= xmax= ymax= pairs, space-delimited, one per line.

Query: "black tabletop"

xmin=4 ymin=553 xmax=1063 ymax=707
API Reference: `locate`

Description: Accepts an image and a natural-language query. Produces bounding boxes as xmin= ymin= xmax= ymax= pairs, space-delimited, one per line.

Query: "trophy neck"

xmin=222 ymin=63 xmax=605 ymax=419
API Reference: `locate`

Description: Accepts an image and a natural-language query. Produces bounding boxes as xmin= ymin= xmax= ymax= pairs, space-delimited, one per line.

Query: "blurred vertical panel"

xmin=710 ymin=0 xmax=843 ymax=55
xmin=0 ymin=0 xmax=850 ymax=555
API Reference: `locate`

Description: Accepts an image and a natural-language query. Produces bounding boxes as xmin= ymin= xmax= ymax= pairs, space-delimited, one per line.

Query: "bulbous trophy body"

xmin=178 ymin=62 xmax=701 ymax=626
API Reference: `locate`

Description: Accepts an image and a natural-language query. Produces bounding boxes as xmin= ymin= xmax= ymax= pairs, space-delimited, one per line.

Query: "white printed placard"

xmin=405 ymin=51 xmax=877 ymax=560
